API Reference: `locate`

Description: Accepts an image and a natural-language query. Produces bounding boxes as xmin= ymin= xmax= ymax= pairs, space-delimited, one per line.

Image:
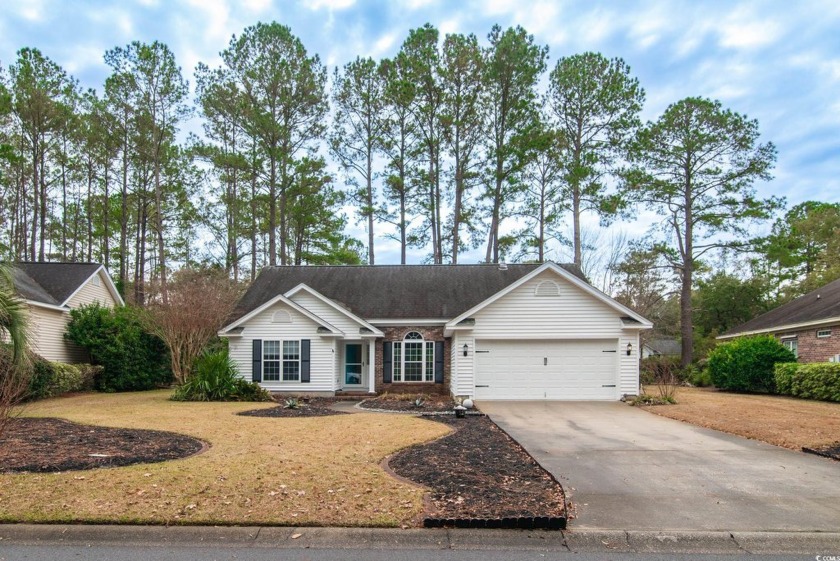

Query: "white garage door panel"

xmin=474 ymin=339 xmax=618 ymax=400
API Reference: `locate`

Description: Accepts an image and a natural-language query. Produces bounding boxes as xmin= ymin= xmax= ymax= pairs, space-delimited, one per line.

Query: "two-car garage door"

xmin=474 ymin=339 xmax=619 ymax=400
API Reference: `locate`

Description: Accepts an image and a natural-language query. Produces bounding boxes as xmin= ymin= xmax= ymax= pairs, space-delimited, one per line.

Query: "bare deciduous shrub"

xmin=143 ymin=268 xmax=241 ymax=385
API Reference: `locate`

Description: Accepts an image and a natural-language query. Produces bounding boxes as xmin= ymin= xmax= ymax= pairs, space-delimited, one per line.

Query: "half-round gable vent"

xmin=272 ymin=310 xmax=292 ymax=323
xmin=535 ymin=280 xmax=561 ymax=297
xmin=91 ymin=275 xmax=101 ymax=287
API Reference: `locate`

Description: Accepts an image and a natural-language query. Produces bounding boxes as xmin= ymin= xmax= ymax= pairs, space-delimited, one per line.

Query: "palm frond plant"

xmin=0 ymin=262 xmax=30 ymax=437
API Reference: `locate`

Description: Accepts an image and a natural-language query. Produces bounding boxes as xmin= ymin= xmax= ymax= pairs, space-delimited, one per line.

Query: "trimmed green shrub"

xmin=707 ymin=335 xmax=796 ymax=393
xmin=686 ymin=366 xmax=713 ymax=387
xmin=773 ymin=362 xmax=798 ymax=396
xmin=66 ymin=303 xmax=172 ymax=392
xmin=171 ymin=349 xmax=271 ymax=402
xmin=25 ymin=359 xmax=87 ymax=400
xmin=774 ymin=362 xmax=840 ymax=402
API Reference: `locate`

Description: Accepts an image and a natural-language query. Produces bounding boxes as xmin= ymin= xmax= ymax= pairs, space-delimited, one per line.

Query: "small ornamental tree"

xmin=707 ymin=335 xmax=795 ymax=393
xmin=143 ymin=268 xmax=241 ymax=385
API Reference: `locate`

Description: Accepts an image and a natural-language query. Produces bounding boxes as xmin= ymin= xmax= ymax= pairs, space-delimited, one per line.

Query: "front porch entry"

xmin=341 ymin=340 xmax=376 ymax=393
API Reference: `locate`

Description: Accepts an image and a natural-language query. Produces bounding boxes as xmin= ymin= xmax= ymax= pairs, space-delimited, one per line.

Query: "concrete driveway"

xmin=480 ymin=401 xmax=840 ymax=531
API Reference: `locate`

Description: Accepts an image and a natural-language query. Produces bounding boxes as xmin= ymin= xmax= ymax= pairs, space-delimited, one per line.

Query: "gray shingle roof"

xmin=229 ymin=263 xmax=586 ymax=323
xmin=13 ymin=262 xmax=102 ymax=306
xmin=722 ymin=277 xmax=840 ymax=336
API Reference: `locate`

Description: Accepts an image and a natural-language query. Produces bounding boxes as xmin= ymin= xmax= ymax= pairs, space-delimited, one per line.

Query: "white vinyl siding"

xmin=66 ymin=270 xmax=119 ymax=308
xmin=227 ymin=303 xmax=335 ymax=392
xmin=451 ymin=270 xmax=642 ymax=400
xmin=450 ymin=334 xmax=475 ymax=397
xmin=288 ymin=291 xmax=358 ymax=335
xmin=26 ymin=306 xmax=87 ymax=363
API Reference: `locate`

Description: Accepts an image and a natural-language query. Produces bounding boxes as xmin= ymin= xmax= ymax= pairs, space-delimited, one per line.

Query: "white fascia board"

xmin=220 ymin=293 xmax=342 ymax=334
xmin=61 ymin=265 xmax=125 ymax=307
xmin=367 ymin=319 xmax=448 ymax=326
xmin=284 ymin=283 xmax=384 ymax=336
xmin=717 ymin=316 xmax=840 ymax=340
xmin=26 ymin=300 xmax=70 ymax=313
xmin=445 ymin=262 xmax=653 ymax=330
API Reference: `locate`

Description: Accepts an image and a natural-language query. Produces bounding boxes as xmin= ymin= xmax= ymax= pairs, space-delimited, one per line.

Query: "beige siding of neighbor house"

xmin=227 ymin=302 xmax=336 ymax=393
xmin=453 ymin=270 xmax=642 ymax=397
xmin=26 ymin=306 xmax=87 ymax=363
xmin=66 ymin=270 xmax=119 ymax=309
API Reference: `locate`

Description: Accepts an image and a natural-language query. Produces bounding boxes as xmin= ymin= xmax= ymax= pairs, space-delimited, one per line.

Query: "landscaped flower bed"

xmin=388 ymin=415 xmax=567 ymax=529
xmin=359 ymin=394 xmax=457 ymax=413
xmin=238 ymin=397 xmax=346 ymax=417
xmin=0 ymin=417 xmax=204 ymax=473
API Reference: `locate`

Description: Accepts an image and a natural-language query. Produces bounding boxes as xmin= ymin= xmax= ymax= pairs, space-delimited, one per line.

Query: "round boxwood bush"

xmin=707 ymin=335 xmax=796 ymax=393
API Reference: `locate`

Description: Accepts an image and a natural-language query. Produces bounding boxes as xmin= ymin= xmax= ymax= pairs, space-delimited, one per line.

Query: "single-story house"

xmin=642 ymin=337 xmax=681 ymax=359
xmin=219 ymin=262 xmax=652 ymax=401
xmin=12 ymin=262 xmax=124 ymax=362
xmin=719 ymin=277 xmax=840 ymax=363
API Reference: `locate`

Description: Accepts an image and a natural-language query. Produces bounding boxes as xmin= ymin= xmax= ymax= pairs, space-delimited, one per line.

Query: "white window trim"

xmin=264 ymin=339 xmax=301 ymax=383
xmin=817 ymin=329 xmax=832 ymax=338
xmin=780 ymin=336 xmax=798 ymax=358
xmin=392 ymin=332 xmax=435 ymax=383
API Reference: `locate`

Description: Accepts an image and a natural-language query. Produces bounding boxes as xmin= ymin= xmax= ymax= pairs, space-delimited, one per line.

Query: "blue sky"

xmin=1 ymin=0 xmax=838 ymax=268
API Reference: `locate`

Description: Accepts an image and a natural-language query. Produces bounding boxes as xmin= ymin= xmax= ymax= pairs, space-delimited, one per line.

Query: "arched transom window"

xmin=393 ymin=331 xmax=434 ymax=382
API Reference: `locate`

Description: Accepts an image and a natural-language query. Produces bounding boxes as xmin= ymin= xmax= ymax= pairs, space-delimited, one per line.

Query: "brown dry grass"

xmin=642 ymin=386 xmax=840 ymax=450
xmin=0 ymin=390 xmax=450 ymax=526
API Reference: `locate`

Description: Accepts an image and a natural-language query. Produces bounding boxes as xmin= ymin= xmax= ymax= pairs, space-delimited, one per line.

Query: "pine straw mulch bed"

xmin=387 ymin=415 xmax=566 ymax=526
xmin=237 ymin=397 xmax=347 ymax=417
xmin=359 ymin=395 xmax=456 ymax=413
xmin=0 ymin=417 xmax=205 ymax=474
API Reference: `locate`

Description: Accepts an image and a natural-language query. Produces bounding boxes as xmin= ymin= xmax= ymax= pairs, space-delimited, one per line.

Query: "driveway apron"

xmin=480 ymin=401 xmax=840 ymax=531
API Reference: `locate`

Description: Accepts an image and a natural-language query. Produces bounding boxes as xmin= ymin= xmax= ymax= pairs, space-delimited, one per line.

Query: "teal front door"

xmin=345 ymin=344 xmax=363 ymax=386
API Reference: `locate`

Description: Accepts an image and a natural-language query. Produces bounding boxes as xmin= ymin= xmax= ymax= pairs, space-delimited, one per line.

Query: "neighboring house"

xmin=219 ymin=262 xmax=653 ymax=401
xmin=642 ymin=337 xmax=681 ymax=359
xmin=719 ymin=277 xmax=840 ymax=363
xmin=12 ymin=262 xmax=124 ymax=362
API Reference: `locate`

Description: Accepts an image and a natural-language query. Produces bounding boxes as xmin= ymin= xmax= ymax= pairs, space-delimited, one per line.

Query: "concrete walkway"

xmin=479 ymin=401 xmax=840 ymax=532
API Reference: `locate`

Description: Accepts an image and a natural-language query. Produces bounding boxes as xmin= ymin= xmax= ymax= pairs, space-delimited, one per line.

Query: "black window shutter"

xmin=383 ymin=341 xmax=392 ymax=383
xmin=252 ymin=339 xmax=262 ymax=383
xmin=301 ymin=339 xmax=311 ymax=383
xmin=434 ymin=341 xmax=444 ymax=384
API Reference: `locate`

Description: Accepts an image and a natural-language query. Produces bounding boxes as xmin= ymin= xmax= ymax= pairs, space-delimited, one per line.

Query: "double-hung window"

xmin=263 ymin=340 xmax=301 ymax=382
xmin=392 ymin=332 xmax=435 ymax=382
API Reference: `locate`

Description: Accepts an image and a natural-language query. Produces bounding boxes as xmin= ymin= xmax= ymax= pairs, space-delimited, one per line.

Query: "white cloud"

xmin=717 ymin=7 xmax=784 ymax=49
xmin=306 ymin=0 xmax=356 ymax=10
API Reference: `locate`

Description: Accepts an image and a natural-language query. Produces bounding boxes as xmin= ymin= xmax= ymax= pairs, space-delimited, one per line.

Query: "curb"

xmin=2 ymin=525 xmax=840 ymax=554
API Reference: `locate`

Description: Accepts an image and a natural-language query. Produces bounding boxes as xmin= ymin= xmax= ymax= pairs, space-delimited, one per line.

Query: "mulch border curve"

xmin=382 ymin=416 xmax=567 ymax=531
xmin=802 ymin=446 xmax=840 ymax=461
xmin=0 ymin=417 xmax=210 ymax=474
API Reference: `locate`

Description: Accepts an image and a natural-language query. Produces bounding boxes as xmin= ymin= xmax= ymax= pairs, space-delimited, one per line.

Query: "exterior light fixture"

xmin=626 ymin=342 xmax=633 ymax=356
xmin=463 ymin=343 xmax=469 ymax=357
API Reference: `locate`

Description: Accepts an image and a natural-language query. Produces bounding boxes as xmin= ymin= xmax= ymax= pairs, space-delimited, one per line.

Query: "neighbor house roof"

xmin=644 ymin=337 xmax=681 ymax=356
xmin=228 ymin=263 xmax=586 ymax=323
xmin=720 ymin=277 xmax=840 ymax=338
xmin=12 ymin=262 xmax=117 ymax=308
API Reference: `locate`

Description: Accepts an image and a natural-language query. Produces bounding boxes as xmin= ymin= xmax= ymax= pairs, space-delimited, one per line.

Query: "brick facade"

xmin=374 ymin=326 xmax=451 ymax=395
xmin=776 ymin=324 xmax=840 ymax=363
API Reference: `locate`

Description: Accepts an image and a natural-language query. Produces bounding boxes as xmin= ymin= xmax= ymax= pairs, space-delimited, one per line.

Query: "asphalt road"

xmin=480 ymin=401 xmax=840 ymax=531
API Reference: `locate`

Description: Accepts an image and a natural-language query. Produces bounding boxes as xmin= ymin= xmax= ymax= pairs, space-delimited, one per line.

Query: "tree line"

xmin=3 ymin=20 xmax=826 ymax=366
